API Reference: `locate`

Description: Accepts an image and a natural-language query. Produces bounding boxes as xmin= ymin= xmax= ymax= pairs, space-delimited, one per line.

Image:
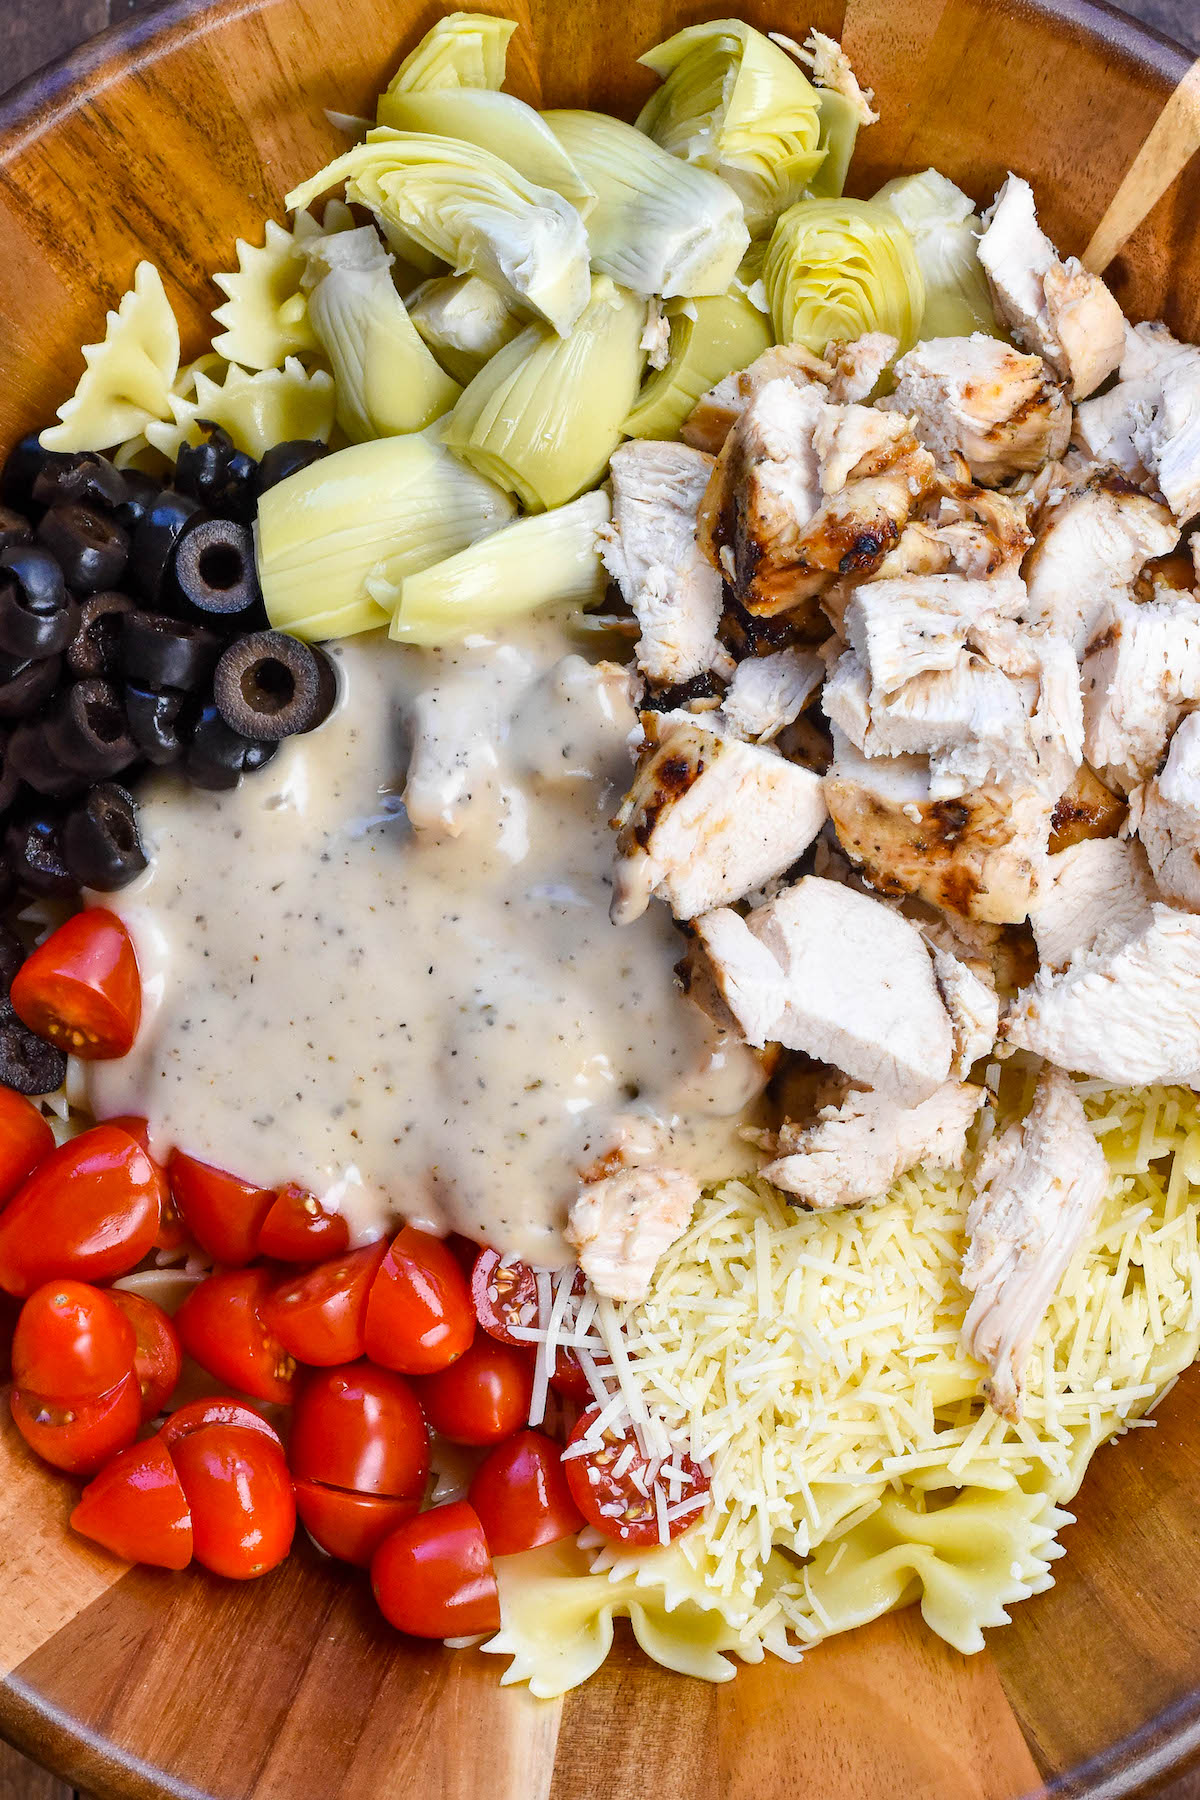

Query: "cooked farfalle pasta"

xmin=41 ymin=262 xmax=181 ymax=453
xmin=210 ymin=201 xmax=355 ymax=372
xmin=144 ymin=356 xmax=336 ymax=461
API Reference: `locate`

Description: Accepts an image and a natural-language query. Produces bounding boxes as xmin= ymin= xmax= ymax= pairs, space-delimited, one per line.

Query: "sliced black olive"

xmin=67 ymin=590 xmax=137 ymax=678
xmin=63 ymin=783 xmax=147 ymax=892
xmin=0 ymin=730 xmax=17 ymax=816
xmin=0 ymin=859 xmax=14 ymax=913
xmin=119 ymin=612 xmax=220 ymax=692
xmin=176 ymin=423 xmax=259 ymax=524
xmin=0 ymin=923 xmax=23 ymax=997
xmin=173 ymin=518 xmax=265 ymax=627
xmin=254 ymin=439 xmax=329 ymax=497
xmin=125 ymin=683 xmax=186 ymax=765
xmin=1 ymin=435 xmax=70 ymax=516
xmin=0 ymin=507 xmax=33 ymax=554
xmin=0 ymin=655 xmax=62 ymax=720
xmin=242 ymin=740 xmax=278 ymax=776
xmin=37 ymin=504 xmax=131 ymax=596
xmin=213 ymin=630 xmax=337 ymax=742
xmin=113 ymin=470 xmax=163 ymax=536
xmin=0 ymin=545 xmax=76 ymax=659
xmin=32 ymin=450 xmax=129 ymax=516
xmin=6 ymin=723 xmax=91 ymax=799
xmin=184 ymin=701 xmax=273 ymax=791
xmin=43 ymin=680 xmax=138 ymax=779
xmin=0 ymin=1016 xmax=68 ymax=1094
xmin=5 ymin=810 xmax=75 ymax=898
xmin=129 ymin=491 xmax=204 ymax=606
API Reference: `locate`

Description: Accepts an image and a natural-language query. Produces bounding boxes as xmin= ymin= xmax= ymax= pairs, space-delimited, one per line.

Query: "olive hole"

xmin=109 ymin=812 xmax=137 ymax=853
xmin=243 ymin=657 xmax=295 ymax=715
xmin=197 ymin=545 xmax=244 ymax=591
xmin=87 ymin=699 xmax=126 ymax=745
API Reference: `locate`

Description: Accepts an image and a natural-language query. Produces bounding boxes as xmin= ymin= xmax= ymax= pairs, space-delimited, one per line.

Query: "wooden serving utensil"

xmin=1085 ymin=54 xmax=1200 ymax=272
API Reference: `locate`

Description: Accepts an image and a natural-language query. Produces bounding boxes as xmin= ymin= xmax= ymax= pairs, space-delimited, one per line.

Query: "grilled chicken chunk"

xmin=681 ymin=334 xmax=898 ymax=455
xmin=566 ymin=1163 xmax=699 ymax=1301
xmin=1049 ymin=761 xmax=1127 ymax=852
xmin=1030 ymin=836 xmax=1158 ymax=970
xmin=1022 ymin=465 xmax=1178 ymax=654
xmin=826 ymin=333 xmax=898 ymax=404
xmin=721 ymin=647 xmax=824 ymax=741
xmin=694 ymin=875 xmax=955 ymax=1101
xmin=961 ymin=1066 xmax=1107 ymax=1421
xmin=762 ymin=1079 xmax=984 ymax=1209
xmin=403 ymin=681 xmax=502 ymax=839
xmin=1081 ymin=592 xmax=1200 ymax=792
xmin=611 ymin=714 xmax=826 ymax=923
xmin=1003 ymin=902 xmax=1200 ymax=1083
xmin=842 ymin=573 xmax=1027 ymax=696
xmin=885 ymin=335 xmax=1071 ymax=485
xmin=1074 ymin=321 xmax=1200 ymax=522
xmin=978 ymin=175 xmax=1124 ymax=400
xmin=601 ymin=441 xmax=729 ymax=687
xmin=931 ymin=946 xmax=1000 ymax=1072
xmin=1131 ymin=711 xmax=1200 ymax=909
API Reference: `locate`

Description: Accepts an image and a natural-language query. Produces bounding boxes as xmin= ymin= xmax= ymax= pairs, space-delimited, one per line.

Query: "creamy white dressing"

xmin=89 ymin=616 xmax=761 ymax=1263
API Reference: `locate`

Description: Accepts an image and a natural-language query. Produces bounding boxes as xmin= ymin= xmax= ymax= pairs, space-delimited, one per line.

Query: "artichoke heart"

xmin=409 ymin=273 xmax=525 ymax=384
xmin=808 ymin=90 xmax=860 ymax=200
xmin=286 ymin=129 xmax=591 ymax=336
xmin=377 ymin=491 xmax=612 ymax=645
xmin=380 ymin=11 xmax=514 ymax=95
xmin=256 ymin=428 xmax=516 ymax=641
xmin=873 ymin=169 xmax=999 ymax=340
xmin=763 ymin=198 xmax=925 ymax=356
xmin=377 ymin=90 xmax=595 ymax=217
xmin=624 ymin=292 xmax=772 ymax=440
xmin=302 ymin=226 xmax=461 ymax=440
xmin=443 ymin=276 xmax=647 ymax=512
xmin=635 ymin=20 xmax=824 ymax=237
xmin=542 ymin=110 xmax=749 ymax=300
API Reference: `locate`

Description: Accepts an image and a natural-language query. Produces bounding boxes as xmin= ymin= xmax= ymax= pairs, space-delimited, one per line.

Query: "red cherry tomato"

xmin=364 ymin=1226 xmax=475 ymax=1376
xmin=0 ymin=1125 xmax=163 ymax=1297
xmin=293 ymin=1479 xmax=419 ymax=1568
xmin=167 ymin=1150 xmax=275 ymax=1267
xmin=10 ymin=908 xmax=141 ymax=1059
xmin=70 ymin=1436 xmax=193 ymax=1569
xmin=105 ymin=1116 xmax=184 ymax=1253
xmin=468 ymin=1429 xmax=584 ymax=1556
xmin=176 ymin=1268 xmax=297 ymax=1405
xmin=0 ymin=1087 xmax=54 ymax=1205
xmin=258 ymin=1183 xmax=351 ymax=1263
xmin=289 ymin=1363 xmax=429 ymax=1498
xmin=159 ymin=1396 xmax=282 ymax=1452
xmin=11 ymin=1372 xmax=141 ymax=1475
xmin=415 ymin=1334 xmax=534 ymax=1446
xmin=109 ymin=1289 xmax=182 ymax=1420
xmin=563 ymin=1407 xmax=711 ymax=1547
xmin=371 ymin=1501 xmax=500 ymax=1638
xmin=263 ymin=1241 xmax=387 ymax=1367
xmin=170 ymin=1422 xmax=295 ymax=1579
xmin=11 ymin=1280 xmax=135 ymax=1401
xmin=470 ymin=1248 xmax=538 ymax=1345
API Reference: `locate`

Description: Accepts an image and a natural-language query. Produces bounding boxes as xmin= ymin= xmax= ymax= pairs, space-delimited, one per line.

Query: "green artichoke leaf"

xmin=873 ymin=169 xmax=999 ymax=339
xmin=377 ymin=89 xmax=595 ymax=218
xmin=380 ymin=12 xmax=515 ymax=97
xmin=624 ymin=292 xmax=773 ymax=440
xmin=763 ymin=197 xmax=925 ymax=355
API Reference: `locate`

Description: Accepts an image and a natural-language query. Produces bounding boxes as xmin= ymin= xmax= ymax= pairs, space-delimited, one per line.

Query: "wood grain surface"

xmin=1 ymin=1 xmax=1200 ymax=1798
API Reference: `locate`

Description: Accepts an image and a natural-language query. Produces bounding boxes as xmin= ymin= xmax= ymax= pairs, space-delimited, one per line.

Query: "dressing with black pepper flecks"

xmin=88 ymin=616 xmax=765 ymax=1262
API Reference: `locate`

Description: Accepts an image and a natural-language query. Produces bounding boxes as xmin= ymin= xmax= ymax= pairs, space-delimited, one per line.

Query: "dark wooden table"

xmin=0 ymin=0 xmax=1198 ymax=1796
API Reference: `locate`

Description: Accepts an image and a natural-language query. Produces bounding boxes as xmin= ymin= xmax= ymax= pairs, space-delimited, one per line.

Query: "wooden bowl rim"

xmin=0 ymin=0 xmax=1198 ymax=1796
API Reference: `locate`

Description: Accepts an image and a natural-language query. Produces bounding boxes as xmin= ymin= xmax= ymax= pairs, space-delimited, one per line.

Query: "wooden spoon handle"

xmin=1084 ymin=54 xmax=1200 ymax=273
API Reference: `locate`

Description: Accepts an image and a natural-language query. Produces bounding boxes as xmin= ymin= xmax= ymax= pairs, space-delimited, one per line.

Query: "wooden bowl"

xmin=1 ymin=1 xmax=1199 ymax=1795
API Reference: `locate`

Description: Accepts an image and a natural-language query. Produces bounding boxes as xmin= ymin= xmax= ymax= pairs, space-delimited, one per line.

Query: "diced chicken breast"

xmin=931 ymin=947 xmax=1000 ymax=1072
xmin=694 ymin=875 xmax=955 ymax=1101
xmin=823 ymin=731 xmax=1052 ymax=924
xmin=1049 ymin=760 xmax=1127 ymax=852
xmin=1131 ymin=710 xmax=1200 ymax=909
xmin=1030 ymin=836 xmax=1158 ymax=969
xmin=403 ymin=682 xmax=501 ymax=838
xmin=961 ymin=1066 xmax=1107 ymax=1420
xmin=1081 ymin=592 xmax=1200 ymax=791
xmin=682 ymin=342 xmax=834 ymax=455
xmin=1003 ymin=902 xmax=1200 ymax=1083
xmin=566 ymin=1165 xmax=700 ymax=1301
xmin=1074 ymin=321 xmax=1200 ymax=521
xmin=762 ymin=1080 xmax=984 ymax=1209
xmin=978 ymin=175 xmax=1125 ymax=400
xmin=721 ymin=648 xmax=824 ymax=741
xmin=510 ymin=656 xmax=639 ymax=788
xmin=611 ymin=715 xmax=826 ymax=923
xmin=825 ymin=333 xmax=898 ymax=404
xmin=601 ymin=441 xmax=730 ymax=687
xmin=886 ymin=335 xmax=1071 ymax=485
xmin=1022 ymin=465 xmax=1178 ymax=653
xmin=796 ymin=30 xmax=879 ymax=127
xmin=843 ymin=573 xmax=1027 ymax=696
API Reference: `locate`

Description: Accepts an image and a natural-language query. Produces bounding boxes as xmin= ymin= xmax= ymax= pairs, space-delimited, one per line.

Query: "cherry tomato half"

xmin=71 ymin=1436 xmax=193 ymax=1570
xmin=176 ymin=1268 xmax=296 ymax=1405
xmin=258 ymin=1184 xmax=351 ymax=1263
xmin=105 ymin=1117 xmax=184 ymax=1254
xmin=264 ymin=1242 xmax=387 ymax=1368
xmin=371 ymin=1501 xmax=499 ymax=1639
xmin=0 ymin=1125 xmax=163 ymax=1297
xmin=0 ymin=1087 xmax=54 ymax=1205
xmin=468 ymin=1429 xmax=584 ymax=1556
xmin=415 ymin=1334 xmax=534 ymax=1447
xmin=563 ymin=1407 xmax=711 ymax=1547
xmin=11 ymin=1280 xmax=135 ymax=1401
xmin=289 ymin=1363 xmax=429 ymax=1499
xmin=159 ymin=1396 xmax=282 ymax=1452
xmin=167 ymin=1150 xmax=275 ymax=1267
xmin=470 ymin=1248 xmax=538 ymax=1346
xmin=11 ymin=1372 xmax=141 ymax=1475
xmin=170 ymin=1422 xmax=295 ymax=1580
xmin=364 ymin=1226 xmax=475 ymax=1376
xmin=10 ymin=908 xmax=141 ymax=1059
xmin=293 ymin=1480 xmax=419 ymax=1568
xmin=109 ymin=1289 xmax=182 ymax=1420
